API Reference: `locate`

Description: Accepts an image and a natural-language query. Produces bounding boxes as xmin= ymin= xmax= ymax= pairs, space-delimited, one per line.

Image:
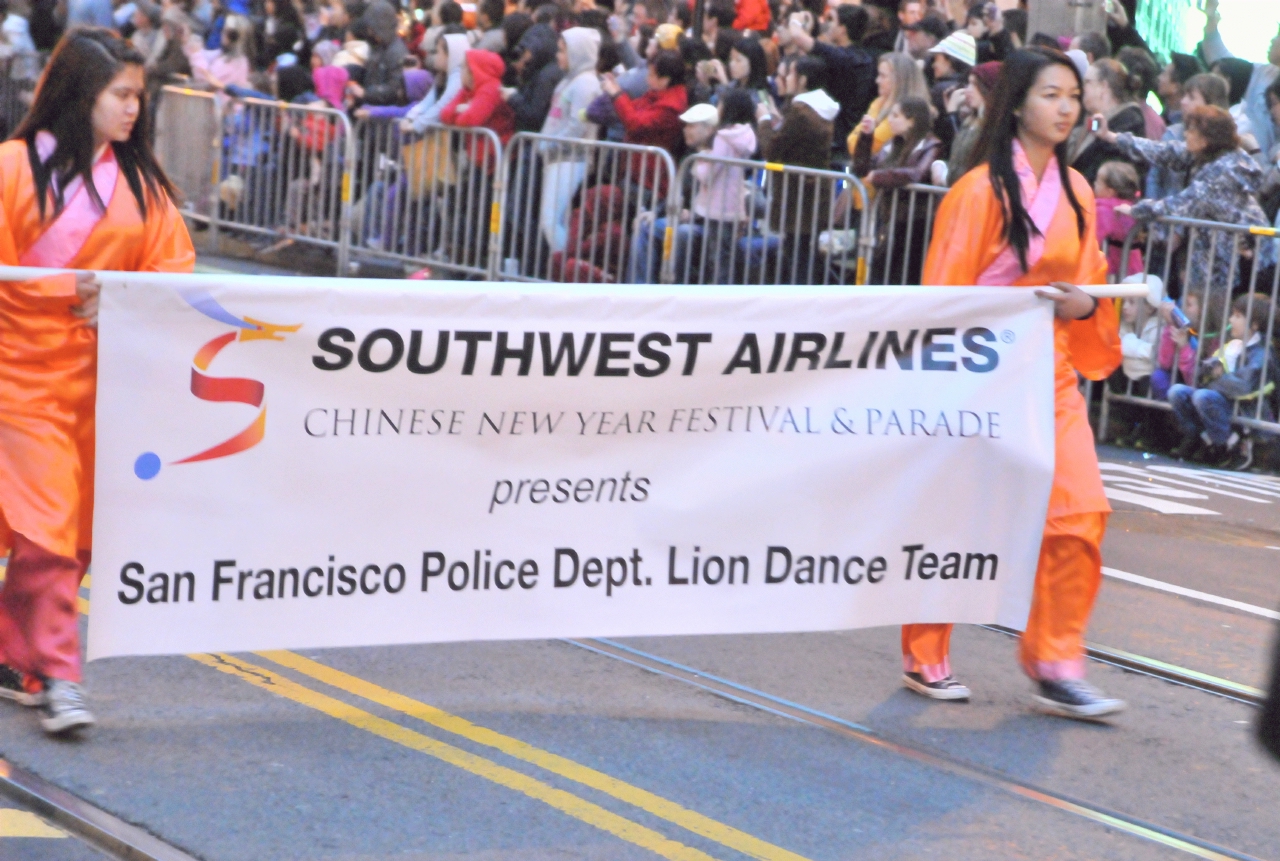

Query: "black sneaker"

xmin=1034 ymin=678 xmax=1125 ymax=719
xmin=903 ymin=672 xmax=971 ymax=701
xmin=1228 ymin=438 xmax=1254 ymax=471
xmin=39 ymin=679 xmax=95 ymax=735
xmin=0 ymin=664 xmax=43 ymax=707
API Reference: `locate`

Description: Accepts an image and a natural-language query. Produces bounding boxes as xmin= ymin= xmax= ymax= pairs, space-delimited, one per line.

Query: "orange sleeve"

xmin=1064 ymin=174 xmax=1120 ymax=381
xmin=921 ymin=170 xmax=1000 ymax=287
xmin=138 ymin=191 xmax=196 ymax=273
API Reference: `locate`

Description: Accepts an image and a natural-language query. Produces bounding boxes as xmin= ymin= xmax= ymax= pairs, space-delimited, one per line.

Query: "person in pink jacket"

xmin=680 ymin=89 xmax=758 ymax=282
xmin=1152 ymin=289 xmax=1221 ymax=401
xmin=1093 ymin=160 xmax=1144 ymax=279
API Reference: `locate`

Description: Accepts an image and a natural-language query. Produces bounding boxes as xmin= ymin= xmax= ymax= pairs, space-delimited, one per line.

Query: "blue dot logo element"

xmin=134 ymin=452 xmax=162 ymax=480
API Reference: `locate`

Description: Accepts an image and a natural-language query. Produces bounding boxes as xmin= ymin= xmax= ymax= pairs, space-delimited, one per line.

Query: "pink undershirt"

xmin=976 ymin=139 xmax=1063 ymax=286
xmin=19 ymin=131 xmax=119 ymax=269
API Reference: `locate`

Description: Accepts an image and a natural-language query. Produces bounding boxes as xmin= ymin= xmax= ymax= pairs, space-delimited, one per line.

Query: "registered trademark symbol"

xmin=1000 ymin=330 xmax=1015 ymax=344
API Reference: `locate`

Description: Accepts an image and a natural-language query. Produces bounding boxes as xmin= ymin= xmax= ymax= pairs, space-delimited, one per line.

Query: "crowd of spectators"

xmin=0 ymin=0 xmax=1276 ymax=462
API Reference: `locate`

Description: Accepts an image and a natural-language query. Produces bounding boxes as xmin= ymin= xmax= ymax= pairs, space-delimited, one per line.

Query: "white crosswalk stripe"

xmin=1098 ymin=461 xmax=1277 ymax=515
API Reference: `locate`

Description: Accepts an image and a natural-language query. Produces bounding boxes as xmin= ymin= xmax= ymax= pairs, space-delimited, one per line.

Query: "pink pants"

xmin=0 ymin=532 xmax=86 ymax=682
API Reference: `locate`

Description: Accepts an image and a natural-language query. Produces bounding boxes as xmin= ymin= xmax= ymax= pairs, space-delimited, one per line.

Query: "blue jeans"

xmin=1168 ymin=384 xmax=1234 ymax=444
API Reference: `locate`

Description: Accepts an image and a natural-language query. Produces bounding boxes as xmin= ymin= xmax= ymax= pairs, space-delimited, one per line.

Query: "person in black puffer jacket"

xmin=507 ymin=22 xmax=563 ymax=132
xmin=352 ymin=0 xmax=407 ymax=106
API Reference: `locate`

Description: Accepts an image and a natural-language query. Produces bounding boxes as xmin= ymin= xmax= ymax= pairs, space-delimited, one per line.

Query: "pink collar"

xmin=20 ymin=131 xmax=120 ymax=269
xmin=977 ymin=139 xmax=1063 ymax=285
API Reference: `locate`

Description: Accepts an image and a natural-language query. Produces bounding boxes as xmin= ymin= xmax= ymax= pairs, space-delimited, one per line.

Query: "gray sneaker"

xmin=903 ymin=672 xmax=971 ymax=700
xmin=1034 ymin=678 xmax=1125 ymax=720
xmin=0 ymin=664 xmax=43 ymax=706
xmin=39 ymin=679 xmax=95 ymax=735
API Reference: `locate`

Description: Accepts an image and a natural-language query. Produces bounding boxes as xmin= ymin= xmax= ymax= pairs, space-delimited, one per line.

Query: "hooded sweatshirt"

xmin=540 ymin=27 xmax=601 ymax=145
xmin=405 ymin=33 xmax=469 ymax=132
xmin=692 ymin=123 xmax=757 ymax=221
xmin=508 ymin=23 xmax=563 ymax=133
xmin=359 ymin=0 xmax=408 ymax=105
xmin=441 ymin=49 xmax=517 ymax=146
xmin=312 ymin=65 xmax=349 ymax=110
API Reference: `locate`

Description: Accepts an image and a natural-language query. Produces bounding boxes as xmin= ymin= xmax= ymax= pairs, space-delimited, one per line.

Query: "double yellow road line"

xmin=64 ymin=575 xmax=806 ymax=859
xmin=192 ymin=650 xmax=810 ymax=861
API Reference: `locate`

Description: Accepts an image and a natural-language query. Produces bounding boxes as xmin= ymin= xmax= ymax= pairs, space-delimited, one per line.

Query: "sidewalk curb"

xmin=0 ymin=757 xmax=201 ymax=861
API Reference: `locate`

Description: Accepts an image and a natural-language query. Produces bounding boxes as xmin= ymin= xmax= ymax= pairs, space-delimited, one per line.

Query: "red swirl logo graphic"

xmin=135 ymin=293 xmax=300 ymax=481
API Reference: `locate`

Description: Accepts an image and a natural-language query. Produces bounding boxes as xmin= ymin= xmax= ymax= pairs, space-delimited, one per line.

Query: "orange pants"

xmin=0 ymin=532 xmax=87 ymax=683
xmin=902 ymin=512 xmax=1107 ymax=682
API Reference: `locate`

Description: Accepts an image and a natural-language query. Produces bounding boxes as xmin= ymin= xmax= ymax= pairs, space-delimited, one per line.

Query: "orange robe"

xmin=901 ymin=164 xmax=1121 ymax=682
xmin=0 ymin=139 xmax=193 ymax=682
xmin=0 ymin=140 xmax=195 ymax=561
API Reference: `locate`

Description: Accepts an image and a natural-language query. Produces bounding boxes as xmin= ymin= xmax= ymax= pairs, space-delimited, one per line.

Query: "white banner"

xmin=88 ymin=276 xmax=1056 ymax=660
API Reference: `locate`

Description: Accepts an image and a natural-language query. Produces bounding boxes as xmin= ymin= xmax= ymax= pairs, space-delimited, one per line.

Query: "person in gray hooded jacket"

xmin=402 ymin=32 xmax=470 ymax=132
xmin=537 ymin=26 xmax=602 ymax=251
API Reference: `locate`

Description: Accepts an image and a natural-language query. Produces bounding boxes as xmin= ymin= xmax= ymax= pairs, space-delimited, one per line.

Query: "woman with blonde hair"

xmin=847 ymin=51 xmax=928 ymax=158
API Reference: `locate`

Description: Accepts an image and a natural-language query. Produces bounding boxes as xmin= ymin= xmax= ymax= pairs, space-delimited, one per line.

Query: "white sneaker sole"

xmin=0 ymin=689 xmax=44 ymax=707
xmin=41 ymin=710 xmax=95 ymax=735
xmin=903 ymin=674 xmax=971 ymax=701
xmin=1033 ymin=695 xmax=1126 ymax=719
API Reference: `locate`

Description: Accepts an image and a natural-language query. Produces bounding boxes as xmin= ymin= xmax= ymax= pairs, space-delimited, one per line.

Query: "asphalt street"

xmin=0 ymin=439 xmax=1278 ymax=861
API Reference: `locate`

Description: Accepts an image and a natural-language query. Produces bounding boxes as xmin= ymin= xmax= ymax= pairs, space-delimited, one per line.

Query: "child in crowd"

xmin=1169 ymin=293 xmax=1277 ymax=468
xmin=1153 ymin=288 xmax=1220 ymax=401
xmin=402 ymin=31 xmax=470 ymax=132
xmin=629 ymin=99 xmax=717 ymax=284
xmin=440 ymin=48 xmax=516 ymax=147
xmin=681 ymin=88 xmax=758 ymax=282
xmin=1119 ymin=297 xmax=1158 ymax=391
xmin=1094 ymin=160 xmax=1144 ymax=280
xmin=1109 ymin=295 xmax=1159 ymax=445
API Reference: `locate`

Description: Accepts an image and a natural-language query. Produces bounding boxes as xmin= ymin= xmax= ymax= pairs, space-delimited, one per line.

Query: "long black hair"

xmin=731 ymin=37 xmax=769 ymax=91
xmin=883 ymin=96 xmax=932 ymax=168
xmin=13 ymin=28 xmax=176 ymax=221
xmin=968 ymin=47 xmax=1086 ymax=272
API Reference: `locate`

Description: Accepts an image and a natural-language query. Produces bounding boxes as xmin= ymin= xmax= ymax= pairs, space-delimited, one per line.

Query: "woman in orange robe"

xmin=899 ymin=47 xmax=1126 ymax=719
xmin=0 ymin=29 xmax=194 ymax=734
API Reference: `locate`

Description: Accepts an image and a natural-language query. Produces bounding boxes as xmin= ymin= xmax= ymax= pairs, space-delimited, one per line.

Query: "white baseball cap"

xmin=680 ymin=103 xmax=719 ymax=124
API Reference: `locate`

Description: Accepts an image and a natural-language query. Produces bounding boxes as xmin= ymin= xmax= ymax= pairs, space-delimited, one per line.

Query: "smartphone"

xmin=1089 ymin=117 xmax=1101 ymax=133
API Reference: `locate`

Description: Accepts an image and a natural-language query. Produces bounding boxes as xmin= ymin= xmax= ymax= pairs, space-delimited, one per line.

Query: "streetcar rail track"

xmin=0 ymin=756 xmax=199 ymax=861
xmin=568 ymin=637 xmax=1266 ymax=861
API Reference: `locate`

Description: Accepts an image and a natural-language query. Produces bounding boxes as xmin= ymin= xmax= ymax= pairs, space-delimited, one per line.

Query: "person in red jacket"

xmin=441 ymin=48 xmax=516 ymax=168
xmin=600 ymin=49 xmax=688 ymax=194
xmin=733 ymin=0 xmax=770 ymax=33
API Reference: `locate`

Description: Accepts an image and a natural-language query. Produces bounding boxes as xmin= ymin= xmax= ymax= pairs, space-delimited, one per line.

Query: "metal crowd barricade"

xmin=863 ymin=183 xmax=947 ymax=286
xmin=497 ymin=133 xmax=675 ymax=283
xmin=659 ymin=155 xmax=869 ymax=286
xmin=348 ymin=119 xmax=503 ymax=279
xmin=155 ymin=86 xmax=223 ymax=236
xmin=215 ymin=95 xmax=354 ymax=275
xmin=1100 ymin=215 xmax=1280 ymax=439
xmin=0 ymin=51 xmax=40 ymax=137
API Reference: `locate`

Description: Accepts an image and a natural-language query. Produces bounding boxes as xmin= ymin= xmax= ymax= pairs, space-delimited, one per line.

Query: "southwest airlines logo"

xmin=133 ymin=288 xmax=300 ymax=480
